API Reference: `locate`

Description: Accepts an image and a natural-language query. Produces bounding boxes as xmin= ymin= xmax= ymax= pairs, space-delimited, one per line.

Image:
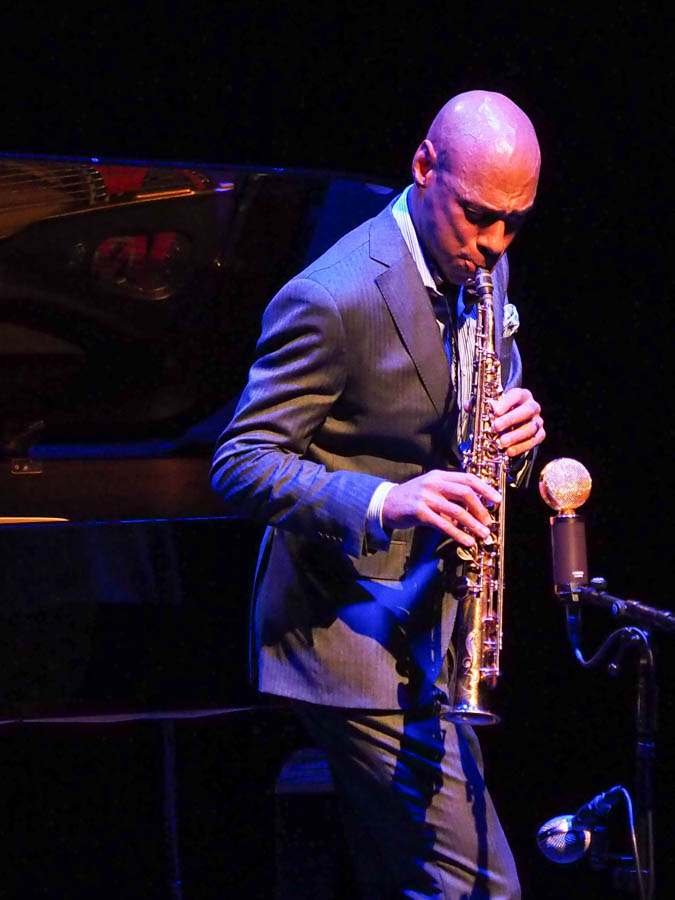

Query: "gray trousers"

xmin=294 ymin=701 xmax=521 ymax=900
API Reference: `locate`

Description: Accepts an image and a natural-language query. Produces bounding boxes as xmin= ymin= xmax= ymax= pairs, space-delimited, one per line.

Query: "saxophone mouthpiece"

xmin=467 ymin=267 xmax=493 ymax=297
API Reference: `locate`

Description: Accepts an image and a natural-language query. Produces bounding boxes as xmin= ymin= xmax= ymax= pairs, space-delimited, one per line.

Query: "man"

xmin=211 ymin=91 xmax=545 ymax=898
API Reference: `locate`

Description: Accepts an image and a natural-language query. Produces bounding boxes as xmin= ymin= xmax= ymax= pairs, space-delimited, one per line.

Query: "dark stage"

xmin=1 ymin=3 xmax=673 ymax=898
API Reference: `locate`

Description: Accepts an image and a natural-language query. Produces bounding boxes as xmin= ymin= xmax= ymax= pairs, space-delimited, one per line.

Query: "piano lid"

xmin=0 ymin=156 xmax=400 ymax=520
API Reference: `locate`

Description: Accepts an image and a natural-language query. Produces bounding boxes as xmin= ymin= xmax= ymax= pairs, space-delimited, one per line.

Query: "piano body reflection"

xmin=0 ymin=156 xmax=400 ymax=716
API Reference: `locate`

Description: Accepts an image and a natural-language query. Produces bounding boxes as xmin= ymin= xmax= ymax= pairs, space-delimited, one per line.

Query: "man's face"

xmin=414 ymin=146 xmax=538 ymax=286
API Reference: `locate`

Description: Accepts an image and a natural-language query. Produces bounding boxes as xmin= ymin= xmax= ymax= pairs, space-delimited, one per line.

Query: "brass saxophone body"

xmin=446 ymin=267 xmax=508 ymax=726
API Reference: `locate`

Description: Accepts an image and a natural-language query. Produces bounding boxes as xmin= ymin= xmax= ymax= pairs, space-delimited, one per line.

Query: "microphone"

xmin=537 ymin=786 xmax=624 ymax=864
xmin=539 ymin=458 xmax=592 ymax=598
xmin=536 ymin=814 xmax=591 ymax=864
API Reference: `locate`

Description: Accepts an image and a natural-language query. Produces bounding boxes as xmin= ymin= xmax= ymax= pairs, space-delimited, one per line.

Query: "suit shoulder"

xmin=292 ymin=203 xmax=404 ymax=302
xmin=296 ymin=217 xmax=375 ymax=286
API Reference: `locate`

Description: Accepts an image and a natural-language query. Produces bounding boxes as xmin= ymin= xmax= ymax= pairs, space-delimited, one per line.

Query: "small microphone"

xmin=536 ymin=815 xmax=591 ymax=864
xmin=539 ymin=458 xmax=592 ymax=597
xmin=537 ymin=786 xmax=624 ymax=864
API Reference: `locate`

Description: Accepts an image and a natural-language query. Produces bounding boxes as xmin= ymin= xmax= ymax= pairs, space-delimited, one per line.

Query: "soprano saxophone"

xmin=445 ymin=267 xmax=508 ymax=726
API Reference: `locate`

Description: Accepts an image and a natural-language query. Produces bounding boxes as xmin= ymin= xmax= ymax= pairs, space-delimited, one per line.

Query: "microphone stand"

xmin=560 ymin=577 xmax=673 ymax=900
xmin=576 ymin=580 xmax=675 ymax=635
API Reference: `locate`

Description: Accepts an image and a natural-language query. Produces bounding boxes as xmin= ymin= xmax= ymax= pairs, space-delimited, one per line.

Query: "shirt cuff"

xmin=509 ymin=448 xmax=535 ymax=488
xmin=365 ymin=481 xmax=396 ymax=549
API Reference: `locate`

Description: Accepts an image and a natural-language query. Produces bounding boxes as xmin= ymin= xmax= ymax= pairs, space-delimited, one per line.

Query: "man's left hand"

xmin=491 ymin=387 xmax=545 ymax=457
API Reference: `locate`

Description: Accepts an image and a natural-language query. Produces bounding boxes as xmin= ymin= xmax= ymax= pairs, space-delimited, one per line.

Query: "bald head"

xmin=409 ymin=91 xmax=540 ymax=284
xmin=426 ymin=91 xmax=540 ymax=188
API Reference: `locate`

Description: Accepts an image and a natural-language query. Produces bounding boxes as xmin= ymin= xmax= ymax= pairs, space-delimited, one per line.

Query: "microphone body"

xmin=573 ymin=785 xmax=623 ymax=827
xmin=539 ymin=458 xmax=592 ymax=597
xmin=550 ymin=513 xmax=588 ymax=595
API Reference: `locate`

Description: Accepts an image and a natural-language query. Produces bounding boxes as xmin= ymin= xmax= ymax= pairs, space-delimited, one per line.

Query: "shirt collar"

xmin=392 ymin=185 xmax=467 ymax=314
xmin=391 ymin=186 xmax=438 ymax=295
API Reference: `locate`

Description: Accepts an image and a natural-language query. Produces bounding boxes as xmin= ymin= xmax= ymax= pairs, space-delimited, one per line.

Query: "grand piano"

xmin=0 ymin=156 xmax=400 ymax=718
xmin=0 ymin=157 xmax=399 ymax=898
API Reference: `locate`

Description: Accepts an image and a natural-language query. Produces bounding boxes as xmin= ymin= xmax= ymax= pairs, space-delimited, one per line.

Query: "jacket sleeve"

xmin=210 ymin=276 xmax=384 ymax=557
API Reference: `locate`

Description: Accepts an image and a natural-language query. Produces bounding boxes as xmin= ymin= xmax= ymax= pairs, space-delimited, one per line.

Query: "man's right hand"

xmin=381 ymin=471 xmax=501 ymax=547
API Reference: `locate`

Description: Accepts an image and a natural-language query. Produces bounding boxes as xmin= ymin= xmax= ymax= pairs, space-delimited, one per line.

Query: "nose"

xmin=477 ymin=220 xmax=507 ymax=269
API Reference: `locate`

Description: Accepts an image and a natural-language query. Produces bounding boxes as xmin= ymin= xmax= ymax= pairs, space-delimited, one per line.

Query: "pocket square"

xmin=503 ymin=302 xmax=520 ymax=338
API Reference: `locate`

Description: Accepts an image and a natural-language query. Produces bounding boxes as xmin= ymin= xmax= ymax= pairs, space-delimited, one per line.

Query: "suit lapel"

xmin=375 ymin=252 xmax=451 ymax=418
xmin=369 ymin=202 xmax=451 ymax=416
xmin=491 ymin=255 xmax=510 ymax=360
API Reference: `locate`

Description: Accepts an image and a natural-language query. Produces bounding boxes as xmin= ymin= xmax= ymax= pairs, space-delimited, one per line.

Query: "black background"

xmin=3 ymin=3 xmax=675 ymax=898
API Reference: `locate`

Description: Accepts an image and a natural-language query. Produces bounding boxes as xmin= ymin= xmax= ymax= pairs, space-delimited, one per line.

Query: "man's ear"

xmin=411 ymin=139 xmax=438 ymax=188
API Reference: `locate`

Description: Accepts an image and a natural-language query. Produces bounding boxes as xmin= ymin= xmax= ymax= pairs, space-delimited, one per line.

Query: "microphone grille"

xmin=536 ymin=815 xmax=591 ymax=863
xmin=539 ymin=458 xmax=592 ymax=514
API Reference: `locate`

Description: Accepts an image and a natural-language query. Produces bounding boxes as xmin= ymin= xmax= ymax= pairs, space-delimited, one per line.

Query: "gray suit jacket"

xmin=211 ymin=198 xmax=522 ymax=709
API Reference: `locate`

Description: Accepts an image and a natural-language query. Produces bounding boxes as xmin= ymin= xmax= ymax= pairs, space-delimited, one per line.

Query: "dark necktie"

xmin=428 ymin=285 xmax=462 ymax=458
xmin=428 ymin=287 xmax=458 ymax=367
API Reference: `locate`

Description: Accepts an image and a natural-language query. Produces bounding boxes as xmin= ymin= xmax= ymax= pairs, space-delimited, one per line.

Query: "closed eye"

xmin=462 ymin=204 xmax=498 ymax=227
xmin=461 ymin=203 xmax=531 ymax=233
